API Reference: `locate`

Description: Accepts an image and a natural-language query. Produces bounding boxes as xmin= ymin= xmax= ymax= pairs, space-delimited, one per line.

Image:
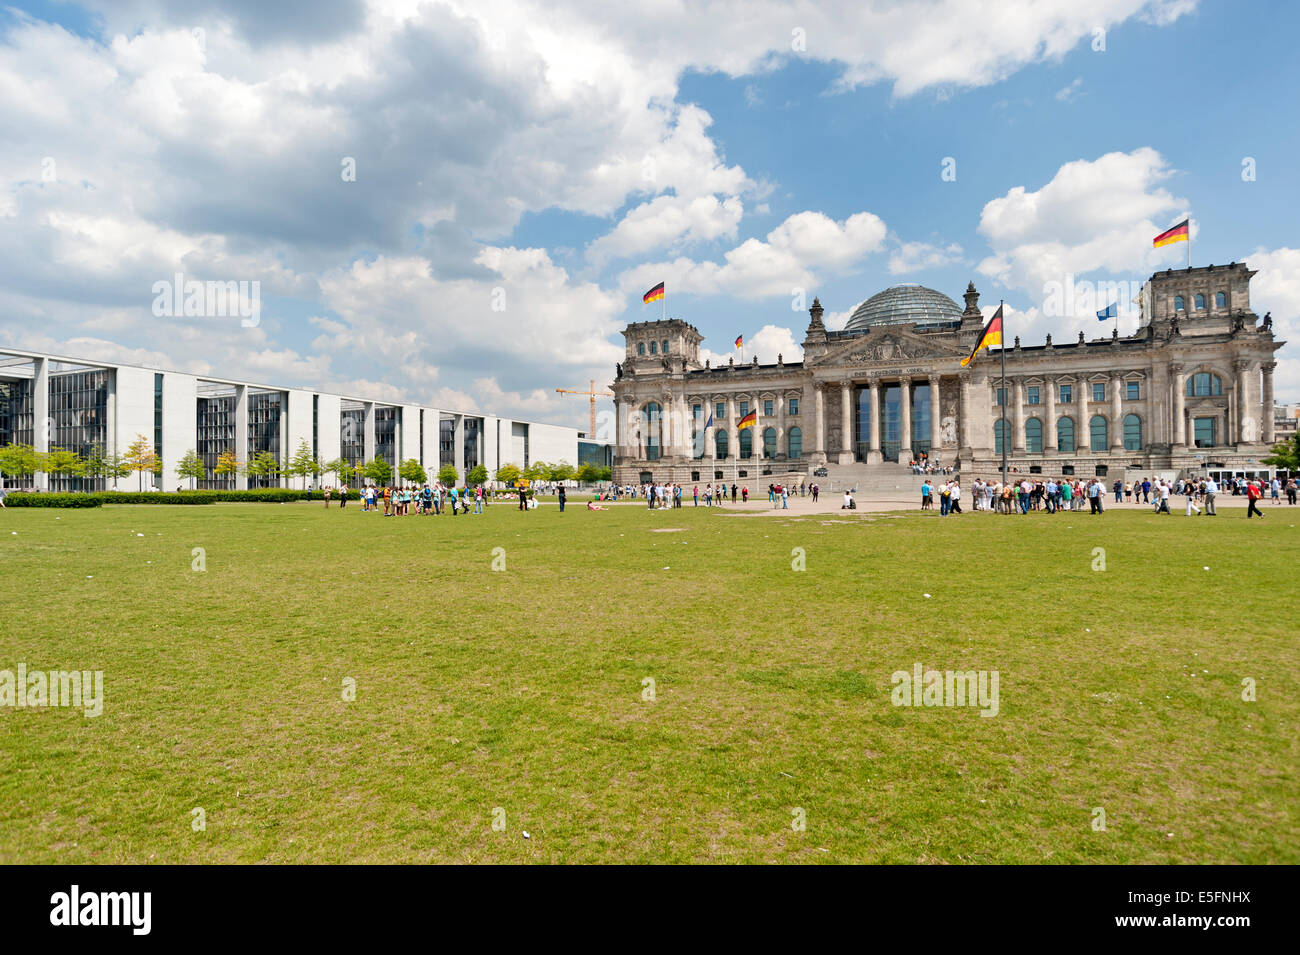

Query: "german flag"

xmin=734 ymin=335 xmax=743 ymax=348
xmin=960 ymin=305 xmax=1003 ymax=367
xmin=642 ymin=281 xmax=665 ymax=304
xmin=1153 ymin=219 xmax=1189 ymax=248
xmin=737 ymin=410 xmax=757 ymax=430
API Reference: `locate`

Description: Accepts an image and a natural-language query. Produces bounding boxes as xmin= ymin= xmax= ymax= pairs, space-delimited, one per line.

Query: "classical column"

xmin=868 ymin=379 xmax=882 ymax=464
xmin=1262 ymin=361 xmax=1276 ymax=444
xmin=1044 ymin=376 xmax=1056 ymax=453
xmin=957 ymin=374 xmax=970 ymax=450
xmin=1011 ymin=377 xmax=1025 ymax=453
xmin=1109 ymin=372 xmax=1123 ymax=451
xmin=614 ymin=396 xmax=625 ymax=457
xmin=777 ymin=392 xmax=786 ymax=459
xmin=812 ymin=385 xmax=825 ymax=462
xmin=1077 ymin=374 xmax=1088 ymax=434
xmin=928 ymin=374 xmax=942 ymax=452
xmin=726 ymin=394 xmax=737 ymax=463
xmin=1170 ymin=364 xmax=1185 ymax=449
xmin=838 ymin=379 xmax=853 ymax=464
xmin=1235 ymin=360 xmax=1251 ymax=444
xmin=898 ymin=378 xmax=913 ymax=462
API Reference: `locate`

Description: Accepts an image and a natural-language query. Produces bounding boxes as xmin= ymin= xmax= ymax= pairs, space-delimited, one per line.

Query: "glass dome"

xmin=845 ymin=284 xmax=962 ymax=330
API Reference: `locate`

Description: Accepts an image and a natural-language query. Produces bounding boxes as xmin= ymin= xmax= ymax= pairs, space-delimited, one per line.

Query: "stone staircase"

xmin=804 ymin=461 xmax=930 ymax=495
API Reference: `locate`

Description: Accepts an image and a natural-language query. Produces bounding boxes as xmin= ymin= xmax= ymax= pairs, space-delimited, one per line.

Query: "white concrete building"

xmin=0 ymin=349 xmax=581 ymax=491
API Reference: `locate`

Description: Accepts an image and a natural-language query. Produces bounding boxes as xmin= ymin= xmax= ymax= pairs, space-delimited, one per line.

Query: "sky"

xmin=2 ymin=0 xmax=1298 ymax=437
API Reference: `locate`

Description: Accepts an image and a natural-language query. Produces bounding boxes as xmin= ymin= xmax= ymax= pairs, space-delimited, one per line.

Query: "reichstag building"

xmin=611 ymin=263 xmax=1283 ymax=485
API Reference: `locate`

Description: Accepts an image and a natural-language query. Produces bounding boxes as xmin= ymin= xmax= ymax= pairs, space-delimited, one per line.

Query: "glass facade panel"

xmin=911 ymin=383 xmax=931 ymax=458
xmin=341 ymin=408 xmax=365 ymax=469
xmin=1025 ymin=417 xmax=1042 ymax=453
xmin=197 ymin=394 xmax=237 ymax=489
xmin=1123 ymin=414 xmax=1142 ymax=451
xmin=1057 ymin=417 xmax=1075 ymax=453
xmin=882 ymin=385 xmax=901 ymax=461
xmin=1089 ymin=415 xmax=1108 ymax=452
xmin=247 ymin=391 xmax=283 ymax=488
xmin=47 ymin=370 xmax=109 ymax=491
xmin=1194 ymin=417 xmax=1216 ymax=447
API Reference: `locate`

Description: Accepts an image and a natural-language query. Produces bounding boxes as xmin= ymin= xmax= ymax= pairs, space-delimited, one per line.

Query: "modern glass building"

xmin=0 ymin=349 xmax=582 ymax=491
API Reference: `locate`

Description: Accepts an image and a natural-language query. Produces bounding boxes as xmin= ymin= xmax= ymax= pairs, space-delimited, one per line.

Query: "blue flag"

xmin=705 ymin=414 xmax=714 ymax=428
xmin=1097 ymin=301 xmax=1117 ymax=321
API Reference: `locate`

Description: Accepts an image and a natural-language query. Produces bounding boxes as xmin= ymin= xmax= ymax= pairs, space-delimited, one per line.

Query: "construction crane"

xmin=556 ymin=379 xmax=613 ymax=438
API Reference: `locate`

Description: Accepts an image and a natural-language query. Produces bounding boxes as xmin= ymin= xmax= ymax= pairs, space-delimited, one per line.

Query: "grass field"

xmin=2 ymin=499 xmax=1297 ymax=864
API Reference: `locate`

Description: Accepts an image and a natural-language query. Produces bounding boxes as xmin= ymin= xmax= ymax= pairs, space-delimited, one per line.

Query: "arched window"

xmin=1174 ymin=295 xmax=1185 ymax=312
xmin=762 ymin=427 xmax=776 ymax=459
xmin=662 ymin=340 xmax=669 ymax=354
xmin=994 ymin=419 xmax=1007 ymax=455
xmin=1185 ymin=372 xmax=1223 ymax=397
xmin=1215 ymin=291 xmax=1226 ymax=308
xmin=739 ymin=428 xmax=753 ymax=459
xmin=649 ymin=341 xmax=657 ymax=354
xmin=1025 ymin=417 xmax=1043 ymax=453
xmin=1194 ymin=293 xmax=1206 ymax=310
xmin=1089 ymin=415 xmax=1108 ymax=452
xmin=787 ymin=427 xmax=802 ymax=459
xmin=715 ymin=428 xmax=729 ymax=459
xmin=637 ymin=342 xmax=645 ymax=355
xmin=1123 ymin=414 xmax=1142 ymax=451
xmin=1057 ymin=416 xmax=1075 ymax=453
xmin=644 ymin=402 xmax=661 ymax=460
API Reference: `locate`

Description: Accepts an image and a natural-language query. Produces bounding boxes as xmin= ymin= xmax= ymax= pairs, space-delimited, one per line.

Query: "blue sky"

xmin=2 ymin=0 xmax=1297 ymax=426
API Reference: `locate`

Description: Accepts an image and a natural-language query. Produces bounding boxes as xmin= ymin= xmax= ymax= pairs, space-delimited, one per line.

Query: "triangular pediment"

xmin=809 ymin=326 xmax=966 ymax=366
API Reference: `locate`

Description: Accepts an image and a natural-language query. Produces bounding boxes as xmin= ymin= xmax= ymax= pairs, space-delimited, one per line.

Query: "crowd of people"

xmin=920 ymin=474 xmax=1293 ymax=519
xmin=320 ymin=482 xmax=489 ymax=516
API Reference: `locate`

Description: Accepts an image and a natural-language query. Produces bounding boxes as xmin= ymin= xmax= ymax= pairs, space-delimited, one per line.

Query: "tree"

xmin=466 ymin=464 xmax=488 ymax=486
xmin=364 ymin=457 xmax=393 ymax=485
xmin=246 ymin=450 xmax=281 ymax=486
xmin=399 ymin=458 xmax=427 ymax=485
xmin=175 ymin=449 xmax=206 ymax=489
xmin=546 ymin=460 xmax=575 ymax=483
xmin=311 ymin=454 xmax=326 ymax=485
xmin=123 ymin=433 xmax=159 ymax=491
xmin=0 ymin=443 xmax=41 ymax=487
xmin=576 ymin=462 xmax=601 ymax=484
xmin=40 ymin=448 xmax=87 ymax=486
xmin=495 ymin=463 xmax=521 ymax=487
xmin=214 ymin=449 xmax=242 ymax=487
xmin=597 ymin=466 xmax=612 ymax=482
xmin=1261 ymin=432 xmax=1300 ymax=472
xmin=288 ymin=439 xmax=316 ymax=488
xmin=522 ymin=460 xmax=547 ymax=482
xmin=437 ymin=463 xmax=458 ymax=487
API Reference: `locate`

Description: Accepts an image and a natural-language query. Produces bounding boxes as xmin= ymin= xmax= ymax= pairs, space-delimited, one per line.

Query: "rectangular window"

xmin=1194 ymin=417 xmax=1216 ymax=448
xmin=995 ymin=388 xmax=1005 ymax=407
xmin=1026 ymin=386 xmax=1039 ymax=405
xmin=1092 ymin=382 xmax=1105 ymax=403
xmin=788 ymin=397 xmax=799 ymax=415
xmin=739 ymin=401 xmax=749 ymax=417
xmin=1126 ymin=381 xmax=1140 ymax=400
xmin=763 ymin=399 xmax=773 ymax=417
xmin=1058 ymin=384 xmax=1072 ymax=404
xmin=715 ymin=402 xmax=725 ymax=420
xmin=692 ymin=403 xmax=701 ymax=419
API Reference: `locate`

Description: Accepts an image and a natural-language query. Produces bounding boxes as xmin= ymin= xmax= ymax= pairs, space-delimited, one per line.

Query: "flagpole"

xmin=1000 ymin=299 xmax=1008 ymax=487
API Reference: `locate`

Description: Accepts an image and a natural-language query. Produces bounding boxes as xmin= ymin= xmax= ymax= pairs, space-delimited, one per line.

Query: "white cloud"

xmin=702 ymin=324 xmax=804 ymax=366
xmin=1055 ymin=76 xmax=1083 ymax=102
xmin=587 ymin=194 xmax=745 ymax=265
xmin=889 ymin=240 xmax=964 ymax=275
xmin=1244 ymin=247 xmax=1300 ymax=404
xmin=622 ymin=210 xmax=887 ymax=300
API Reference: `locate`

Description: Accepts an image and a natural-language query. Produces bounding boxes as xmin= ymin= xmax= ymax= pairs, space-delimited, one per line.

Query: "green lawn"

xmin=2 ymin=500 xmax=1297 ymax=863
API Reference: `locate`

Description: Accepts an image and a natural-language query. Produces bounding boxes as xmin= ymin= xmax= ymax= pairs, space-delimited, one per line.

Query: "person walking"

xmin=1088 ymin=479 xmax=1101 ymax=514
xmin=781 ymin=485 xmax=789 ymax=509
xmin=1204 ymin=476 xmax=1218 ymax=515
xmin=1246 ymin=479 xmax=1265 ymax=519
xmin=558 ymin=485 xmax=566 ymax=512
xmin=949 ymin=479 xmax=962 ymax=514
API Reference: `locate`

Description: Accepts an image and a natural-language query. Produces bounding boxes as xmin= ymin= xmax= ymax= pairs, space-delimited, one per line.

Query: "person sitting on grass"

xmin=586 ymin=500 xmax=607 ymax=511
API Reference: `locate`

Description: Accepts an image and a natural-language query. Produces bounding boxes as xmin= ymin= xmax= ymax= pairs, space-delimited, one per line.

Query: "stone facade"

xmin=611 ymin=264 xmax=1285 ymax=484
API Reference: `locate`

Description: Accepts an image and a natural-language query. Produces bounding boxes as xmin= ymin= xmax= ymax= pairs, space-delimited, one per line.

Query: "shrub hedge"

xmin=2 ymin=492 xmax=104 ymax=508
xmin=2 ymin=488 xmax=358 ymax=507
